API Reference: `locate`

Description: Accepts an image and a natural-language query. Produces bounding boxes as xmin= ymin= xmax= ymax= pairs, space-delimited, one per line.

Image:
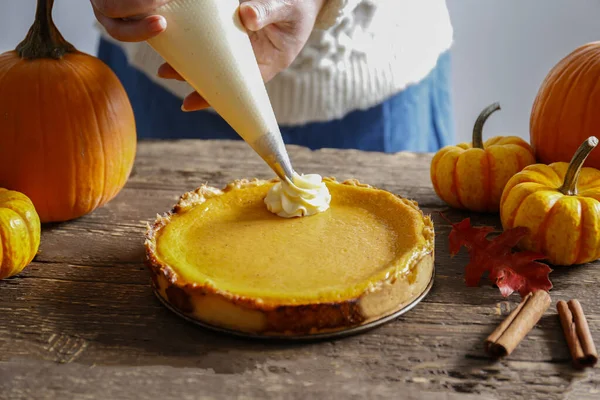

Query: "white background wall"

xmin=1 ymin=1 xmax=599 ymax=144
xmin=446 ymin=0 xmax=599 ymax=143
xmin=1 ymin=1 xmax=99 ymax=55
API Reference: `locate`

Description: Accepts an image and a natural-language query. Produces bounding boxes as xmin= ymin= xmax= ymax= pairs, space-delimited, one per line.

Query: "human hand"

xmin=91 ymin=0 xmax=170 ymax=42
xmin=157 ymin=0 xmax=326 ymax=111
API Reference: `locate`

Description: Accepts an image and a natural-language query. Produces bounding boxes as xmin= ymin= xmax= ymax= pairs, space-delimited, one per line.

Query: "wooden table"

xmin=1 ymin=140 xmax=598 ymax=400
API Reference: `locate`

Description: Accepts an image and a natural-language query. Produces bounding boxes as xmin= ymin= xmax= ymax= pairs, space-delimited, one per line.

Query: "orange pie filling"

xmin=145 ymin=178 xmax=434 ymax=335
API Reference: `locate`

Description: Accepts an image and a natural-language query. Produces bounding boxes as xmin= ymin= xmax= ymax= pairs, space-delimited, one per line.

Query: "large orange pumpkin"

xmin=530 ymin=41 xmax=600 ymax=169
xmin=0 ymin=0 xmax=137 ymax=223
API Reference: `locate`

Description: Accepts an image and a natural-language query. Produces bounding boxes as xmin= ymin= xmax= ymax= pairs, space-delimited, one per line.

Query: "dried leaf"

xmin=441 ymin=214 xmax=493 ymax=256
xmin=442 ymin=214 xmax=552 ymax=298
xmin=491 ymin=251 xmax=553 ymax=297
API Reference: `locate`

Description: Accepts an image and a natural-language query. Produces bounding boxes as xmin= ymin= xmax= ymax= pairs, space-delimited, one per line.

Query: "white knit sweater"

xmin=99 ymin=0 xmax=453 ymax=126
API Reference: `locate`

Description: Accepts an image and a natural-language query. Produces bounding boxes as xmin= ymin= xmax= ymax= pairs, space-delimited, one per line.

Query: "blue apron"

xmin=97 ymin=38 xmax=455 ymax=153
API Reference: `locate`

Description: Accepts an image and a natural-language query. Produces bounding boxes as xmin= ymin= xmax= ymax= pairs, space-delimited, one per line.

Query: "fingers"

xmin=91 ymin=0 xmax=170 ymax=19
xmin=94 ymin=9 xmax=166 ymax=42
xmin=239 ymin=0 xmax=296 ymax=31
xmin=157 ymin=64 xmax=208 ymax=111
xmin=257 ymin=62 xmax=277 ymax=83
xmin=92 ymin=0 xmax=171 ymax=42
xmin=157 ymin=63 xmax=184 ymax=81
xmin=157 ymin=60 xmax=272 ymax=106
xmin=182 ymin=92 xmax=210 ymax=112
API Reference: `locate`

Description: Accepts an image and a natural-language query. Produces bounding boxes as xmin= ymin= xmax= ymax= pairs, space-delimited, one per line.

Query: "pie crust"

xmin=145 ymin=178 xmax=434 ymax=336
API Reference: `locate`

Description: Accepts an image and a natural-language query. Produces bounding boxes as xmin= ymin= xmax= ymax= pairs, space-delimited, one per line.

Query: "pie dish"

xmin=145 ymin=177 xmax=435 ymax=337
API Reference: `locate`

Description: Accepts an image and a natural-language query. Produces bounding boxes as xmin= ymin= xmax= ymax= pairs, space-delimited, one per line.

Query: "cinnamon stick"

xmin=557 ymin=299 xmax=598 ymax=369
xmin=485 ymin=290 xmax=551 ymax=358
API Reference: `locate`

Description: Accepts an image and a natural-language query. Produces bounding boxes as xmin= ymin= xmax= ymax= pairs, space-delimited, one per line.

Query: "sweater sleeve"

xmin=314 ymin=0 xmax=365 ymax=30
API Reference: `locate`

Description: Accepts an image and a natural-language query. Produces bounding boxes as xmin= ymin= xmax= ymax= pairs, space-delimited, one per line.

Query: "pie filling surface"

xmin=155 ymin=181 xmax=430 ymax=303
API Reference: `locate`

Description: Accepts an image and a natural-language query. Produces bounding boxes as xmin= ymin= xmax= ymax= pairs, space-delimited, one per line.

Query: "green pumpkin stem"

xmin=559 ymin=136 xmax=599 ymax=196
xmin=472 ymin=102 xmax=501 ymax=149
xmin=16 ymin=0 xmax=75 ymax=60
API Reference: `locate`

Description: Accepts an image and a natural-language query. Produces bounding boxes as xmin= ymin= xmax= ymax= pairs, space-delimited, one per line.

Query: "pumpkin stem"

xmin=472 ymin=102 xmax=501 ymax=149
xmin=559 ymin=136 xmax=599 ymax=196
xmin=16 ymin=0 xmax=76 ymax=60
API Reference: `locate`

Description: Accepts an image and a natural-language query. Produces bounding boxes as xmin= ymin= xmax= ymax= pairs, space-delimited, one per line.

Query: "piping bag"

xmin=146 ymin=0 xmax=295 ymax=182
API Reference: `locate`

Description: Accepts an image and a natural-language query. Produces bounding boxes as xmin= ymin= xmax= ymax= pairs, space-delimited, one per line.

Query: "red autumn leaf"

xmin=440 ymin=214 xmax=493 ymax=256
xmin=464 ymin=247 xmax=490 ymax=286
xmin=490 ymin=251 xmax=553 ymax=297
xmin=442 ymin=214 xmax=552 ymax=299
xmin=484 ymin=226 xmax=530 ymax=257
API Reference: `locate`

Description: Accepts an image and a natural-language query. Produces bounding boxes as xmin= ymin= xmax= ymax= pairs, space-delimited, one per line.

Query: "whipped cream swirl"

xmin=265 ymin=173 xmax=331 ymax=218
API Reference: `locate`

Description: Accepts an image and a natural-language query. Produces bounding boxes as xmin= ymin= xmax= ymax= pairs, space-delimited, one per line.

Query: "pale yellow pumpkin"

xmin=0 ymin=188 xmax=41 ymax=279
xmin=431 ymin=103 xmax=536 ymax=213
xmin=500 ymin=137 xmax=600 ymax=266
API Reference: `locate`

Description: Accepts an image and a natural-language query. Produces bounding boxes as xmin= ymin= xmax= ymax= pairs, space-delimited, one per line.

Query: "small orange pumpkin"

xmin=0 ymin=188 xmax=41 ymax=280
xmin=530 ymin=41 xmax=600 ymax=169
xmin=431 ymin=103 xmax=536 ymax=213
xmin=500 ymin=137 xmax=600 ymax=266
xmin=0 ymin=0 xmax=137 ymax=223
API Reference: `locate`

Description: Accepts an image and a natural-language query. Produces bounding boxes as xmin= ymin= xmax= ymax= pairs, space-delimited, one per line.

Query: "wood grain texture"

xmin=1 ymin=139 xmax=599 ymax=400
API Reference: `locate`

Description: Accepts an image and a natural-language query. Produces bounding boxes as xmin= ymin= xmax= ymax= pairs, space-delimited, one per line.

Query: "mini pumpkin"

xmin=530 ymin=41 xmax=600 ymax=169
xmin=431 ymin=103 xmax=536 ymax=213
xmin=0 ymin=0 xmax=137 ymax=223
xmin=0 ymin=188 xmax=41 ymax=280
xmin=500 ymin=136 xmax=600 ymax=266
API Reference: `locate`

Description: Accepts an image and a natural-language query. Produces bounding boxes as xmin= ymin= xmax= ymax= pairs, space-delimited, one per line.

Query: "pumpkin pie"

xmin=145 ymin=177 xmax=434 ymax=337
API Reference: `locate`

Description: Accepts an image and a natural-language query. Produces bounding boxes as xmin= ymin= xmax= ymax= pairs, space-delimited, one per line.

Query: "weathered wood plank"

xmin=0 ymin=139 xmax=598 ymax=400
xmin=0 ymin=360 xmax=500 ymax=400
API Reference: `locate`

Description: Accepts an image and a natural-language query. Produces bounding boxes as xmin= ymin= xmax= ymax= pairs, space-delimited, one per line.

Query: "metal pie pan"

xmin=154 ymin=267 xmax=434 ymax=342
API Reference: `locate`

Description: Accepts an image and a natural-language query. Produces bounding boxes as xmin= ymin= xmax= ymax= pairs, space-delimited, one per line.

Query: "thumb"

xmin=239 ymin=0 xmax=295 ymax=31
